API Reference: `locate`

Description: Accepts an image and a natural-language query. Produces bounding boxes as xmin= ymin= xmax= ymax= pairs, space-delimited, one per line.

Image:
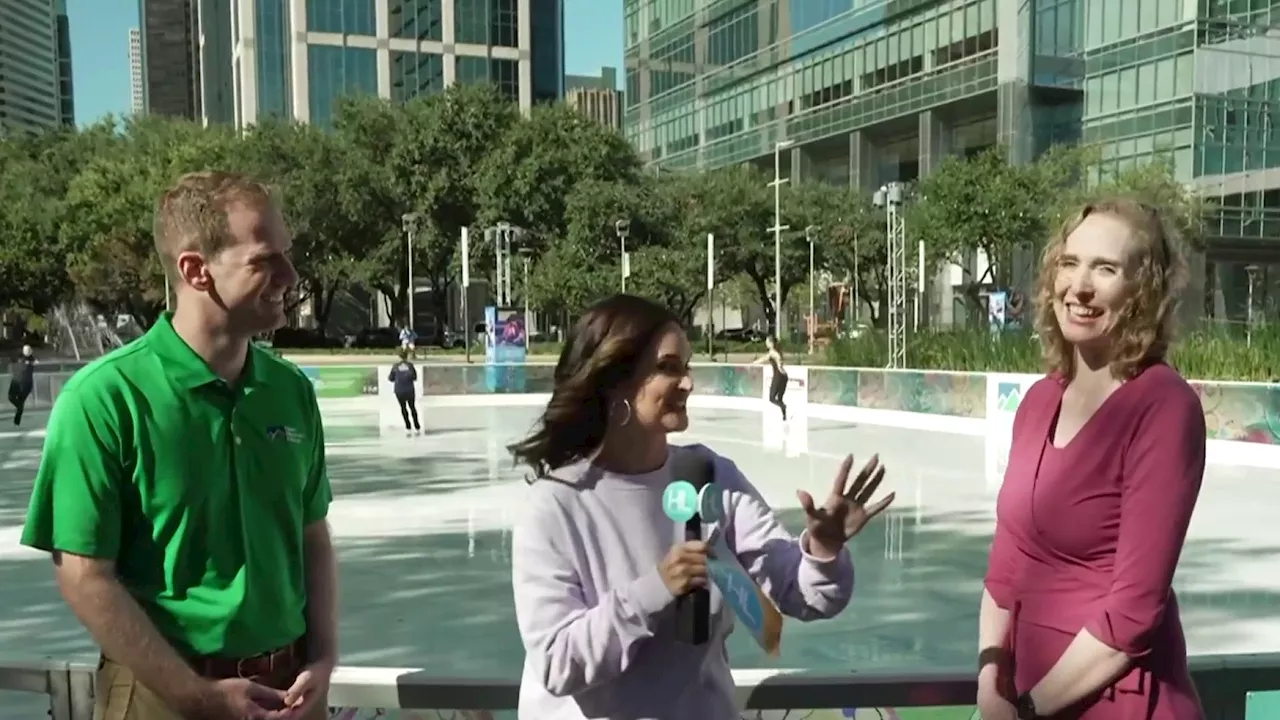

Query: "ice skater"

xmin=7 ymin=344 xmax=35 ymax=426
xmin=753 ymin=335 xmax=788 ymax=420
xmin=388 ymin=350 xmax=420 ymax=435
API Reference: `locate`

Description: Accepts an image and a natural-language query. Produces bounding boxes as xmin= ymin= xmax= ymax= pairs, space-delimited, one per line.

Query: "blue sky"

xmin=67 ymin=0 xmax=624 ymax=126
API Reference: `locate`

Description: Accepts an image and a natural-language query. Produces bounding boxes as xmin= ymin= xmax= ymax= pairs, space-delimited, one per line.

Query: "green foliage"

xmin=0 ymin=92 xmax=1240 ymax=374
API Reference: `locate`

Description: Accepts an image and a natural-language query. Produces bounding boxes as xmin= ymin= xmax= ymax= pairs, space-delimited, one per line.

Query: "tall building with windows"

xmin=623 ymin=0 xmax=1280 ymax=322
xmin=129 ymin=28 xmax=145 ymax=115
xmin=566 ymin=66 xmax=622 ymax=129
xmin=231 ymin=0 xmax=565 ymax=129
xmin=54 ymin=0 xmax=73 ymax=125
xmin=0 ymin=0 xmax=64 ymax=133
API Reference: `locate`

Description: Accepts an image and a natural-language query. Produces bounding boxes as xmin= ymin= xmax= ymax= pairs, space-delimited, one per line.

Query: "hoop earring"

xmin=615 ymin=399 xmax=633 ymax=427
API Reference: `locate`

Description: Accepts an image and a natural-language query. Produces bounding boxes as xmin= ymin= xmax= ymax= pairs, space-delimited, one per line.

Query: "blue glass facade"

xmin=529 ymin=0 xmax=564 ymax=103
xmin=306 ymin=0 xmax=377 ymax=35
xmin=455 ymin=0 xmax=518 ymax=46
xmin=255 ymin=0 xmax=292 ymax=119
xmin=308 ymin=45 xmax=378 ymax=127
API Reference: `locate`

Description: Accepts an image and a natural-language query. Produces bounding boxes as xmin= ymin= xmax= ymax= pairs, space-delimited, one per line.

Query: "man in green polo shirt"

xmin=22 ymin=171 xmax=337 ymax=720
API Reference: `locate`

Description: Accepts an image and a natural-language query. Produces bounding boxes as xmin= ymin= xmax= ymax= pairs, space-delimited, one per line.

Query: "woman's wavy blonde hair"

xmin=1033 ymin=196 xmax=1188 ymax=380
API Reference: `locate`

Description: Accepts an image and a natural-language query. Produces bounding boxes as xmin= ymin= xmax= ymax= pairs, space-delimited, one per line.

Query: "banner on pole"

xmin=707 ymin=233 xmax=714 ymax=290
xmin=461 ymin=227 xmax=470 ymax=287
xmin=622 ymin=252 xmax=631 ymax=279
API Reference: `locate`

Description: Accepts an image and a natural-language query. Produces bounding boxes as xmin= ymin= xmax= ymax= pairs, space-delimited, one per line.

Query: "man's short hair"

xmin=154 ymin=171 xmax=277 ymax=280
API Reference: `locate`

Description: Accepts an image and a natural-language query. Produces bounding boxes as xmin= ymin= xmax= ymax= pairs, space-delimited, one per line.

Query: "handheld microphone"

xmin=662 ymin=451 xmax=716 ymax=645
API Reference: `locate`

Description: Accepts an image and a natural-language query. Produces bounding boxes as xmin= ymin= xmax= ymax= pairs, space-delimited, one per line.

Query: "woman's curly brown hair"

xmin=507 ymin=294 xmax=681 ymax=480
xmin=1033 ymin=196 xmax=1188 ymax=380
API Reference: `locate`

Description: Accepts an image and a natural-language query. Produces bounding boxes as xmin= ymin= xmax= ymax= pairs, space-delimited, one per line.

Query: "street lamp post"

xmin=615 ymin=219 xmax=630 ymax=293
xmin=1246 ymin=263 xmax=1260 ymax=348
xmin=518 ymin=248 xmax=534 ymax=353
xmin=767 ymin=140 xmax=794 ymax=337
xmin=805 ymin=225 xmax=818 ymax=355
xmin=401 ymin=212 xmax=422 ymax=331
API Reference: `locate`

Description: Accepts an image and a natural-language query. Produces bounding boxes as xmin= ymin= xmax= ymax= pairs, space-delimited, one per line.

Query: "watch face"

xmin=1017 ymin=694 xmax=1037 ymax=719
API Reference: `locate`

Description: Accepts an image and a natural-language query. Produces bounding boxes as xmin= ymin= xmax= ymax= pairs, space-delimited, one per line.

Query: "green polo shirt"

xmin=21 ymin=314 xmax=332 ymax=657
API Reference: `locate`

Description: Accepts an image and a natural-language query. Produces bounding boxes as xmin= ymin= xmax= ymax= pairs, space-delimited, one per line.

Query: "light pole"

xmin=519 ymin=247 xmax=534 ymax=352
xmin=401 ymin=212 xmax=422 ymax=331
xmin=1246 ymin=263 xmax=1260 ymax=348
xmin=873 ymin=183 xmax=907 ymax=368
xmin=805 ymin=225 xmax=818 ymax=355
xmin=615 ymin=219 xmax=630 ymax=293
xmin=767 ymin=139 xmax=794 ymax=337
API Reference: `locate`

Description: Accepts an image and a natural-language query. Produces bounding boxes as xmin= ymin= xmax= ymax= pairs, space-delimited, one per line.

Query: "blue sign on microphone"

xmin=697 ymin=483 xmax=723 ymax=523
xmin=662 ymin=481 xmax=698 ymax=523
xmin=709 ymin=556 xmax=764 ymax=633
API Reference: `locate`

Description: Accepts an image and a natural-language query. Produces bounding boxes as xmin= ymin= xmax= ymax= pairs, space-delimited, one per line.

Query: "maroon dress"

xmin=984 ymin=363 xmax=1206 ymax=719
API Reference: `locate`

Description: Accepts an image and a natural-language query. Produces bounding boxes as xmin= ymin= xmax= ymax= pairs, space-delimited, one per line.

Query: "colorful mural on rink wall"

xmin=381 ymin=363 xmax=1280 ymax=445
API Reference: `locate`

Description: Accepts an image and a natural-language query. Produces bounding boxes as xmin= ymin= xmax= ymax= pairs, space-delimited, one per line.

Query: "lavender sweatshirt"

xmin=510 ymin=444 xmax=855 ymax=719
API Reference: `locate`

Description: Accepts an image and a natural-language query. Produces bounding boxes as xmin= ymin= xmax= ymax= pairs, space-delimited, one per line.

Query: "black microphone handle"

xmin=675 ymin=515 xmax=711 ymax=645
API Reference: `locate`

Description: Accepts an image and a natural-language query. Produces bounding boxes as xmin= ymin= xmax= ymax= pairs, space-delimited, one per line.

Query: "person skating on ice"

xmin=752 ymin=335 xmax=788 ymax=421
xmin=8 ymin=345 xmax=36 ymax=426
xmin=388 ymin=350 xmax=421 ymax=436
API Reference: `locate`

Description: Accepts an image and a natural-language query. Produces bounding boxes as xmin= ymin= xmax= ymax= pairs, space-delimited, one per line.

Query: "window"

xmin=307 ymin=45 xmax=378 ymax=128
xmin=391 ymin=51 xmax=444 ymax=102
xmin=456 ymin=56 xmax=520 ymax=102
xmin=306 ymin=0 xmax=376 ymax=35
xmin=455 ymin=0 xmax=518 ymax=46
xmin=529 ymin=0 xmax=562 ymax=102
xmin=390 ymin=0 xmax=444 ymax=41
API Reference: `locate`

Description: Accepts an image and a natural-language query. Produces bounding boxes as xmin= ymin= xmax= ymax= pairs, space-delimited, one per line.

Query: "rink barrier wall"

xmin=26 ymin=362 xmax=1280 ymax=469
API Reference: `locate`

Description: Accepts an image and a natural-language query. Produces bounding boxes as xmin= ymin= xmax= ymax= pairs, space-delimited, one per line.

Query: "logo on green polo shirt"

xmin=266 ymin=425 xmax=304 ymax=444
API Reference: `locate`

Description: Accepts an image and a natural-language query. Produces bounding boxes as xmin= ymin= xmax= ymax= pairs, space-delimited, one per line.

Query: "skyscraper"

xmin=230 ymin=0 xmax=565 ymax=128
xmin=129 ymin=28 xmax=145 ymax=116
xmin=0 ymin=0 xmax=66 ymax=133
xmin=566 ymin=66 xmax=621 ymax=130
xmin=136 ymin=0 xmax=201 ymax=118
xmin=54 ymin=0 xmax=73 ymax=125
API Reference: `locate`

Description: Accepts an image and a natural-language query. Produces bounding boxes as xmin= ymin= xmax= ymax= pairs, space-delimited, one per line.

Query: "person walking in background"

xmin=8 ymin=344 xmax=36 ymax=426
xmin=399 ymin=323 xmax=417 ymax=359
xmin=978 ymin=198 xmax=1205 ymax=720
xmin=753 ymin=335 xmax=788 ymax=420
xmin=389 ymin=350 xmax=421 ymax=435
xmin=507 ymin=294 xmax=895 ymax=720
xmin=21 ymin=171 xmax=337 ymax=720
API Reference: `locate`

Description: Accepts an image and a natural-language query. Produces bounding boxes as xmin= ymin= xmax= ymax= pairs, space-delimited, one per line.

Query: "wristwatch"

xmin=1015 ymin=692 xmax=1040 ymax=719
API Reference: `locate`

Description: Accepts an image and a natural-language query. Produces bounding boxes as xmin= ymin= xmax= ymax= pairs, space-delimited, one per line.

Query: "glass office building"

xmin=0 ymin=0 xmax=66 ymax=134
xmin=231 ymin=0 xmax=564 ymax=129
xmin=624 ymin=0 xmax=1280 ymax=320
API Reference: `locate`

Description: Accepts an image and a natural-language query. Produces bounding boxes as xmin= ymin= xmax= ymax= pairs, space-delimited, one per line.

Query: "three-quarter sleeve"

xmin=1084 ymin=383 xmax=1206 ymax=657
xmin=715 ymin=451 xmax=855 ymax=621
xmin=983 ymin=380 xmax=1041 ymax=610
xmin=984 ymin=520 xmax=1017 ymax=610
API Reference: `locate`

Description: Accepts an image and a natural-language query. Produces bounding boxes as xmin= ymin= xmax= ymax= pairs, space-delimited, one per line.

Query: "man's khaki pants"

xmin=93 ymin=658 xmax=328 ymax=720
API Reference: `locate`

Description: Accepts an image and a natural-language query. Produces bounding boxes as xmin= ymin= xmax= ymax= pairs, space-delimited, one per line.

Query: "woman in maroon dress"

xmin=978 ymin=198 xmax=1206 ymax=719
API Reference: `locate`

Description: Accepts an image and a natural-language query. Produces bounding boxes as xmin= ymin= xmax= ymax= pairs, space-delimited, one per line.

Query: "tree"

xmin=60 ymin=116 xmax=247 ymax=326
xmin=906 ymin=145 xmax=1087 ymax=318
xmin=242 ymin=119 xmax=379 ymax=332
xmin=335 ymin=86 xmax=521 ymax=332
xmin=789 ymin=182 xmax=886 ymax=326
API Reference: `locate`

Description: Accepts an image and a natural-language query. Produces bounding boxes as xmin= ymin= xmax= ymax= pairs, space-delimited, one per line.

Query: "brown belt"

xmin=101 ymin=636 xmax=306 ymax=681
xmin=188 ymin=637 xmax=306 ymax=680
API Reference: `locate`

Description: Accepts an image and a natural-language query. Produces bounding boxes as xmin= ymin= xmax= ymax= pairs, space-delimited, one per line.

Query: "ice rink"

xmin=1 ymin=400 xmax=1279 ymax=714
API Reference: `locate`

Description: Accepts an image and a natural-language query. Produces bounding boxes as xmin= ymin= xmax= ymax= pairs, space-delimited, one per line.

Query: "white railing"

xmin=3 ymin=654 xmax=1280 ymax=719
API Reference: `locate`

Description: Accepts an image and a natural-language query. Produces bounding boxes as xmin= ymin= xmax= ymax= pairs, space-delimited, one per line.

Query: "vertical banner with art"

xmin=484 ymin=305 xmax=528 ymax=392
xmin=983 ymin=372 xmax=1042 ymax=489
xmin=987 ymin=290 xmax=1008 ymax=334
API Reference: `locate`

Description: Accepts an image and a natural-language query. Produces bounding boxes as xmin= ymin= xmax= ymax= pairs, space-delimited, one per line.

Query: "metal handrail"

xmin=3 ymin=654 xmax=1280 ymax=718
